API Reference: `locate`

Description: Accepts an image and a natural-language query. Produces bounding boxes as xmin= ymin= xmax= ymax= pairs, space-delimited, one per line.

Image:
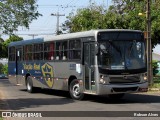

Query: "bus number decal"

xmin=69 ymin=64 xmax=76 ymax=70
xmin=41 ymin=63 xmax=54 ymax=88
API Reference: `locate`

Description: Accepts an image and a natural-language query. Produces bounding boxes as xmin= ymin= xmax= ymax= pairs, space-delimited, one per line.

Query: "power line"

xmin=14 ymin=33 xmax=55 ymax=35
xmin=28 ymin=34 xmax=38 ymax=39
xmin=38 ymin=4 xmax=83 ymax=8
xmin=51 ymin=12 xmax=65 ymax=35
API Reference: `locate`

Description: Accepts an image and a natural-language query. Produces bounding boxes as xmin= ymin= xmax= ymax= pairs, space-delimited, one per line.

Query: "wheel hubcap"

xmin=72 ymin=84 xmax=80 ymax=97
xmin=27 ymin=82 xmax=31 ymax=91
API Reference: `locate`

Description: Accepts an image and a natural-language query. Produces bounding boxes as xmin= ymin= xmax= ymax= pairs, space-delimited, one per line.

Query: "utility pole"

xmin=28 ymin=34 xmax=38 ymax=39
xmin=146 ymin=0 xmax=153 ymax=86
xmin=51 ymin=12 xmax=65 ymax=35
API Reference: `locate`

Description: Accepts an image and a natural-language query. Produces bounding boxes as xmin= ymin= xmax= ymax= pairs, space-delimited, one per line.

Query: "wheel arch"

xmin=68 ymin=75 xmax=77 ymax=90
xmin=25 ymin=73 xmax=31 ymax=85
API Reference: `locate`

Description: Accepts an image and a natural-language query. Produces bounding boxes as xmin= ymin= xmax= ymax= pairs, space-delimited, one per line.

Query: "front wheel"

xmin=69 ymin=79 xmax=84 ymax=100
xmin=26 ymin=76 xmax=34 ymax=93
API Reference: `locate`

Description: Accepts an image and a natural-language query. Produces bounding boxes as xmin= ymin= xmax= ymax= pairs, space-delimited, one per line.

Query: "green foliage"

xmin=3 ymin=35 xmax=23 ymax=46
xmin=152 ymin=60 xmax=159 ymax=76
xmin=0 ymin=35 xmax=23 ymax=58
xmin=2 ymin=64 xmax=8 ymax=75
xmin=0 ymin=38 xmax=4 ymax=43
xmin=151 ymin=77 xmax=160 ymax=88
xmin=0 ymin=63 xmax=8 ymax=74
xmin=0 ymin=63 xmax=3 ymax=73
xmin=62 ymin=2 xmax=106 ymax=33
xmin=62 ymin=0 xmax=160 ymax=46
xmin=0 ymin=0 xmax=42 ymax=34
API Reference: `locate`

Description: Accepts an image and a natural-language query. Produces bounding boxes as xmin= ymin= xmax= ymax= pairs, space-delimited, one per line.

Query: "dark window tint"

xmin=69 ymin=39 xmax=81 ymax=60
xmin=44 ymin=42 xmax=55 ymax=60
xmin=9 ymin=47 xmax=15 ymax=61
xmin=33 ymin=44 xmax=43 ymax=60
xmin=24 ymin=45 xmax=33 ymax=60
xmin=55 ymin=41 xmax=68 ymax=60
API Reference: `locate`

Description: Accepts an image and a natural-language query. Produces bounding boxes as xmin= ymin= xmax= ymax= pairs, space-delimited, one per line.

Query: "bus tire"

xmin=108 ymin=93 xmax=125 ymax=99
xmin=26 ymin=76 xmax=34 ymax=93
xmin=69 ymin=79 xmax=84 ymax=100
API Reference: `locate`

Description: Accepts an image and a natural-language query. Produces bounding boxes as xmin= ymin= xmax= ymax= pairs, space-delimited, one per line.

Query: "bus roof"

xmin=8 ymin=29 xmax=142 ymax=47
xmin=9 ymin=38 xmax=43 ymax=47
xmin=44 ymin=29 xmax=142 ymax=42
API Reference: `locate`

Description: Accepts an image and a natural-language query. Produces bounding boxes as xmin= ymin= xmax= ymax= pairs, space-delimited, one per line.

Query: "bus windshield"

xmin=97 ymin=32 xmax=146 ymax=71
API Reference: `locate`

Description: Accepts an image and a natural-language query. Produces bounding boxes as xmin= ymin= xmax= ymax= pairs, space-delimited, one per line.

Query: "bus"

xmin=8 ymin=29 xmax=148 ymax=100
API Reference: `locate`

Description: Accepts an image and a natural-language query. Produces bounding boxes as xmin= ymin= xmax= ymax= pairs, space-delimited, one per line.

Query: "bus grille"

xmin=112 ymin=87 xmax=138 ymax=92
xmin=109 ymin=76 xmax=140 ymax=84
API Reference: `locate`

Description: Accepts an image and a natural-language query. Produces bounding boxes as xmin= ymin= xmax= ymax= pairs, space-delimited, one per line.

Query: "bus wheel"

xmin=26 ymin=76 xmax=34 ymax=93
xmin=69 ymin=79 xmax=84 ymax=100
xmin=108 ymin=93 xmax=125 ymax=99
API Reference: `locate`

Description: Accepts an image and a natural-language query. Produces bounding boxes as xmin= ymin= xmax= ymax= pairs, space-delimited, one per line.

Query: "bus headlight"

xmin=142 ymin=73 xmax=147 ymax=81
xmin=99 ymin=75 xmax=106 ymax=84
xmin=143 ymin=76 xmax=147 ymax=81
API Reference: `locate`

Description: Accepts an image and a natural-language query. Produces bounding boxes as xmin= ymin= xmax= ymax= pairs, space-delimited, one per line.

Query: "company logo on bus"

xmin=41 ymin=63 xmax=54 ymax=88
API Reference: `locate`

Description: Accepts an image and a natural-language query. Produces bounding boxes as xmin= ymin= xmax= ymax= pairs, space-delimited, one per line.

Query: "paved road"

xmin=0 ymin=79 xmax=160 ymax=120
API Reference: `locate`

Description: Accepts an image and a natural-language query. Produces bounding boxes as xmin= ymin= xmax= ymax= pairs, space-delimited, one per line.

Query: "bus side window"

xmin=69 ymin=39 xmax=81 ymax=60
xmin=62 ymin=41 xmax=68 ymax=60
xmin=34 ymin=44 xmax=43 ymax=60
xmin=9 ymin=47 xmax=16 ymax=61
xmin=44 ymin=42 xmax=55 ymax=60
xmin=50 ymin=42 xmax=55 ymax=60
xmin=56 ymin=42 xmax=62 ymax=60
xmin=55 ymin=41 xmax=68 ymax=60
xmin=24 ymin=45 xmax=33 ymax=61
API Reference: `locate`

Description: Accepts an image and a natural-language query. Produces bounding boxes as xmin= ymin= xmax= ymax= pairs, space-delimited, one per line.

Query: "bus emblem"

xmin=41 ymin=63 xmax=54 ymax=88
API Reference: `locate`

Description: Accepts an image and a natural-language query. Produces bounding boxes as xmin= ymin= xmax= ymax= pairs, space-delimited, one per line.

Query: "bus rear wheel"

xmin=26 ymin=76 xmax=34 ymax=93
xmin=69 ymin=79 xmax=84 ymax=100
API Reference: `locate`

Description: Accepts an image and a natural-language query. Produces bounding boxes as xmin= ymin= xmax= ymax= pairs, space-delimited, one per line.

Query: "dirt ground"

xmin=0 ymin=91 xmax=9 ymax=110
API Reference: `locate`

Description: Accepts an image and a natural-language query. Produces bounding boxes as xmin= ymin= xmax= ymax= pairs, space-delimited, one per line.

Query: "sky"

xmin=3 ymin=0 xmax=111 ymax=40
xmin=1 ymin=0 xmax=160 ymax=53
xmin=153 ymin=45 xmax=160 ymax=54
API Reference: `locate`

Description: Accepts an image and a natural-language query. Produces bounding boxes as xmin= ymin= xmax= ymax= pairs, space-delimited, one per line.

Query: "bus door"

xmin=15 ymin=47 xmax=23 ymax=84
xmin=83 ymin=42 xmax=96 ymax=93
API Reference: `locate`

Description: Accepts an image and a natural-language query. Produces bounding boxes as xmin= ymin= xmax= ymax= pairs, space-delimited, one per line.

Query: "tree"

xmin=0 ymin=0 xmax=41 ymax=34
xmin=0 ymin=38 xmax=4 ymax=43
xmin=0 ymin=63 xmax=3 ymax=74
xmin=152 ymin=60 xmax=159 ymax=76
xmin=0 ymin=63 xmax=8 ymax=74
xmin=62 ymin=2 xmax=106 ymax=33
xmin=62 ymin=0 xmax=160 ymax=47
xmin=110 ymin=0 xmax=160 ymax=47
xmin=0 ymin=35 xmax=23 ymax=58
xmin=0 ymin=38 xmax=4 ymax=54
xmin=2 ymin=64 xmax=8 ymax=75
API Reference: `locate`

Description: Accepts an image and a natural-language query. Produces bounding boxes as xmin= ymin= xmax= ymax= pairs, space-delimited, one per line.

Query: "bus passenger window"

xmin=44 ymin=42 xmax=55 ymax=60
xmin=33 ymin=44 xmax=43 ymax=60
xmin=69 ymin=39 xmax=81 ymax=60
xmin=24 ymin=45 xmax=33 ymax=61
xmin=62 ymin=41 xmax=68 ymax=60
xmin=9 ymin=47 xmax=16 ymax=61
xmin=55 ymin=41 xmax=68 ymax=60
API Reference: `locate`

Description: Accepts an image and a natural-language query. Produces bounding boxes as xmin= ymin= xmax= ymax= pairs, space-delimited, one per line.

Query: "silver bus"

xmin=8 ymin=29 xmax=148 ymax=100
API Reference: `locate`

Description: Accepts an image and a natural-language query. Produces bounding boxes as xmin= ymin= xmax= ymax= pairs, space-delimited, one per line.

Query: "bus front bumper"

xmin=97 ymin=82 xmax=148 ymax=95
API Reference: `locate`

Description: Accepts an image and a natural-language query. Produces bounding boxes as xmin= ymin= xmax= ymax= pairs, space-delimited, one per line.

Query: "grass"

xmin=150 ymin=76 xmax=160 ymax=88
xmin=0 ymin=117 xmax=3 ymax=120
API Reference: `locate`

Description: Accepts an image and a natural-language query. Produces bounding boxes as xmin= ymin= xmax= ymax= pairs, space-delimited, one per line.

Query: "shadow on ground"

xmin=0 ymin=96 xmax=75 ymax=110
xmin=20 ymin=87 xmax=160 ymax=104
xmin=0 ymin=79 xmax=160 ymax=111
